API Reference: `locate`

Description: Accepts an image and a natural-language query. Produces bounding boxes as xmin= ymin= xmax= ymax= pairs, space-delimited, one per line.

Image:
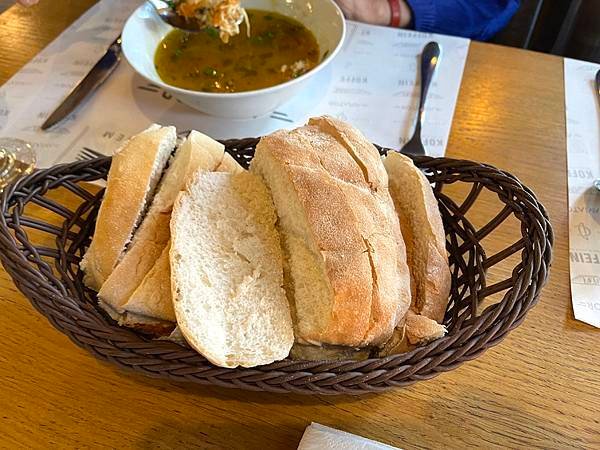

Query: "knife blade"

xmin=41 ymin=36 xmax=122 ymax=131
xmin=596 ymin=69 xmax=600 ymax=107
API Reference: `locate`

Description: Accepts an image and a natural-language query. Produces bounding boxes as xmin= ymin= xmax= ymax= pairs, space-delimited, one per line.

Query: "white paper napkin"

xmin=0 ymin=0 xmax=469 ymax=167
xmin=564 ymin=58 xmax=600 ymax=328
xmin=298 ymin=423 xmax=401 ymax=450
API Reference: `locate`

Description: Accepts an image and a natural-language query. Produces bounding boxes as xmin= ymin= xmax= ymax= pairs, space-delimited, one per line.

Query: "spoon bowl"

xmin=147 ymin=0 xmax=243 ymax=32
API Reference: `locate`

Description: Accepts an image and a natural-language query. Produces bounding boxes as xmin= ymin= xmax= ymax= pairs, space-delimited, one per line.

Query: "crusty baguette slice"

xmin=97 ymin=130 xmax=225 ymax=317
xmin=308 ymin=116 xmax=413 ymax=345
xmin=119 ymin=152 xmax=245 ymax=329
xmin=121 ymin=243 xmax=175 ymax=323
xmin=251 ymin=116 xmax=411 ymax=348
xmin=383 ymin=152 xmax=451 ymax=323
xmin=81 ymin=124 xmax=176 ymax=291
xmin=170 ymin=171 xmax=293 ymax=368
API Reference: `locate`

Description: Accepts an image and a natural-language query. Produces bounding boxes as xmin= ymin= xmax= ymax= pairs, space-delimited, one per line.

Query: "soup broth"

xmin=155 ymin=9 xmax=320 ymax=93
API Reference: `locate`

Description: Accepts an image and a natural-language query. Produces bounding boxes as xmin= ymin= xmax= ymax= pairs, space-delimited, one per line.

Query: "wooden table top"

xmin=1 ymin=2 xmax=598 ymax=449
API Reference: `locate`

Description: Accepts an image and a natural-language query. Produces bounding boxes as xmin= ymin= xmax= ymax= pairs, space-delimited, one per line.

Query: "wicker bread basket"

xmin=0 ymin=138 xmax=553 ymax=395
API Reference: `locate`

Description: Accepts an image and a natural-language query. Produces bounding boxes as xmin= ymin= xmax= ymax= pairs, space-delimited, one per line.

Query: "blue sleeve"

xmin=405 ymin=0 xmax=521 ymax=41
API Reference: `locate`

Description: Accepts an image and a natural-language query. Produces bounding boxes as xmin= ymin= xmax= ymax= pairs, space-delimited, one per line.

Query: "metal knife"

xmin=41 ymin=36 xmax=122 ymax=131
xmin=595 ymin=69 xmax=600 ymax=192
xmin=596 ymin=69 xmax=600 ymax=107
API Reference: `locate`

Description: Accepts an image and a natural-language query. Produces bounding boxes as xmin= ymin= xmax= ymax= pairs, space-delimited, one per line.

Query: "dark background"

xmin=0 ymin=0 xmax=599 ymax=62
xmin=493 ymin=0 xmax=600 ymax=63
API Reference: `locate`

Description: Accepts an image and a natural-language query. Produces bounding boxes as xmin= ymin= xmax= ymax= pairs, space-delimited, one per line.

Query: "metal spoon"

xmin=400 ymin=41 xmax=441 ymax=156
xmin=147 ymin=0 xmax=243 ymax=32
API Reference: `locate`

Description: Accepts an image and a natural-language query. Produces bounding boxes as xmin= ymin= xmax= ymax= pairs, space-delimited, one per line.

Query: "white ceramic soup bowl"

xmin=122 ymin=0 xmax=345 ymax=119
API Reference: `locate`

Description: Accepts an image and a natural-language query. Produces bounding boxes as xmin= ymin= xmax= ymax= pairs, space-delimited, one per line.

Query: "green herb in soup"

xmin=154 ymin=9 xmax=320 ymax=93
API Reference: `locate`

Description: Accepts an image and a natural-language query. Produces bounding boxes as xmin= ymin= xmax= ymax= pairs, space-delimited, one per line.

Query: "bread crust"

xmin=123 ymin=244 xmax=175 ymax=322
xmin=384 ymin=152 xmax=451 ymax=323
xmin=311 ymin=117 xmax=412 ymax=345
xmin=252 ymin=116 xmax=411 ymax=347
xmin=111 ymin=144 xmax=245 ymax=332
xmin=98 ymin=299 xmax=175 ymax=336
xmin=81 ymin=125 xmax=176 ymax=290
xmin=121 ymin=143 xmax=245 ymax=327
xmin=97 ymin=130 xmax=225 ymax=315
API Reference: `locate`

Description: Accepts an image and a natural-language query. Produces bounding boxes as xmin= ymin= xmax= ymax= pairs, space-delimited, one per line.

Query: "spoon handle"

xmin=417 ymin=42 xmax=441 ymax=125
xmin=596 ymin=70 xmax=600 ymax=108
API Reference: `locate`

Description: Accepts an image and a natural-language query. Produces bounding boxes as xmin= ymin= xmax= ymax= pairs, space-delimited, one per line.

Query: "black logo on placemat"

xmin=572 ymin=275 xmax=600 ymax=286
xmin=577 ymin=222 xmax=592 ymax=240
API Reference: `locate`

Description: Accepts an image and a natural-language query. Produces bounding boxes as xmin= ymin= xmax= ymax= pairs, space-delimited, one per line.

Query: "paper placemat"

xmin=0 ymin=0 xmax=469 ymax=167
xmin=564 ymin=58 xmax=600 ymax=328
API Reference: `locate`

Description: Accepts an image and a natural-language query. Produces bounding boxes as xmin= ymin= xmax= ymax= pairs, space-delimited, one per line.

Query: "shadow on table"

xmin=564 ymin=305 xmax=600 ymax=332
xmin=122 ymin=369 xmax=384 ymax=448
xmin=136 ymin=420 xmax=302 ymax=450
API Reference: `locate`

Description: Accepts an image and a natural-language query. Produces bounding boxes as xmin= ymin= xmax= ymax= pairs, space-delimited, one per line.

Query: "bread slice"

xmin=383 ymin=152 xmax=451 ymax=323
xmin=377 ymin=310 xmax=446 ymax=356
xmin=97 ymin=130 xmax=225 ymax=320
xmin=170 ymin=171 xmax=293 ymax=368
xmin=217 ymin=152 xmax=245 ymax=173
xmin=80 ymin=125 xmax=176 ymax=291
xmin=404 ymin=310 xmax=446 ymax=345
xmin=121 ymin=243 xmax=175 ymax=322
xmin=118 ymin=151 xmax=245 ymax=329
xmin=251 ymin=116 xmax=411 ymax=348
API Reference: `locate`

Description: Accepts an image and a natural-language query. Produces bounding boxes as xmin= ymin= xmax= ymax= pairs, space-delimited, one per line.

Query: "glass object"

xmin=0 ymin=138 xmax=36 ymax=192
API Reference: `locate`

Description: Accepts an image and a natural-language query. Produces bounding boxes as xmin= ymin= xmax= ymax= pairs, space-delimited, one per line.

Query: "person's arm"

xmin=405 ymin=0 xmax=521 ymax=40
xmin=334 ymin=0 xmax=412 ymax=27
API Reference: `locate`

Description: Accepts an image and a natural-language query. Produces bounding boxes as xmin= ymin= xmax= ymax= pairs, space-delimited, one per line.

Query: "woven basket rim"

xmin=0 ymin=140 xmax=554 ymax=395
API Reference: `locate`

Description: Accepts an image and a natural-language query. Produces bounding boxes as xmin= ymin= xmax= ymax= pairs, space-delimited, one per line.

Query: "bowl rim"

xmin=121 ymin=1 xmax=347 ymax=99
